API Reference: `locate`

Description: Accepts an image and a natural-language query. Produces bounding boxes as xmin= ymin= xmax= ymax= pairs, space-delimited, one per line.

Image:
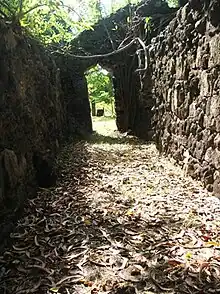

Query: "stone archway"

xmin=65 ymin=0 xmax=177 ymax=138
xmin=56 ymin=0 xmax=177 ymax=138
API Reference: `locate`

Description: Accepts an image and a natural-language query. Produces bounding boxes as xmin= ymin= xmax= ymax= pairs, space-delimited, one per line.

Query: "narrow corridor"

xmin=1 ymin=119 xmax=220 ymax=294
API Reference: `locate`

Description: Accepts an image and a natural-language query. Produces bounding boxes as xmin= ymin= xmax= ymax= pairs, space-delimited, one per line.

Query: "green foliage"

xmin=144 ymin=16 xmax=152 ymax=31
xmin=21 ymin=2 xmax=75 ymax=44
xmin=0 ymin=0 xmax=58 ymax=22
xmin=67 ymin=0 xmax=142 ymax=22
xmin=167 ymin=0 xmax=179 ymax=7
xmin=86 ymin=65 xmax=114 ymax=105
xmin=111 ymin=0 xmax=140 ymax=13
xmin=0 ymin=0 xmax=92 ymax=45
xmin=67 ymin=0 xmax=102 ymax=24
xmin=0 ymin=0 xmax=179 ymax=46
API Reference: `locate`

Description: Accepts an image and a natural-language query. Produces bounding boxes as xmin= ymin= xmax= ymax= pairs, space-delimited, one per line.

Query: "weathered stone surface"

xmin=145 ymin=0 xmax=220 ymax=195
xmin=0 ymin=20 xmax=92 ymax=247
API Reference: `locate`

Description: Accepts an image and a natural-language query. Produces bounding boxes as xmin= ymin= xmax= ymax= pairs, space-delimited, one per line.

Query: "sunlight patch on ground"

xmin=2 ymin=117 xmax=220 ymax=294
xmin=92 ymin=117 xmax=117 ymax=136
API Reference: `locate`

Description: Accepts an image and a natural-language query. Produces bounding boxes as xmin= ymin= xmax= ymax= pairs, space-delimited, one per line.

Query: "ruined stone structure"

xmin=70 ymin=0 xmax=220 ymax=194
xmin=1 ymin=0 xmax=220 ymax=247
xmin=70 ymin=0 xmax=175 ymax=133
xmin=145 ymin=0 xmax=220 ymax=195
xmin=0 ymin=21 xmax=92 ymax=246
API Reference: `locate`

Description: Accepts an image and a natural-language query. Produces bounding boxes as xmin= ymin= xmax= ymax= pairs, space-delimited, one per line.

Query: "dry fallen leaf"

xmin=2 ymin=119 xmax=220 ymax=294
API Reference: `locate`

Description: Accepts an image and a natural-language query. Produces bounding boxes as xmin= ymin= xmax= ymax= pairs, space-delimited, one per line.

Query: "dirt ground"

xmin=1 ymin=118 xmax=220 ymax=294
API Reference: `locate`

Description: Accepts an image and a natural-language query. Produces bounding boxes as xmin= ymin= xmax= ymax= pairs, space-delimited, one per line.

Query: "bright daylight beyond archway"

xmin=86 ymin=65 xmax=115 ymax=117
xmin=86 ymin=65 xmax=118 ymax=136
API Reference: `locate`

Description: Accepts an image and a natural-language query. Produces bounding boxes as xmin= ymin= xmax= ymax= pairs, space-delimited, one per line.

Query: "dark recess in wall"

xmin=33 ymin=153 xmax=57 ymax=188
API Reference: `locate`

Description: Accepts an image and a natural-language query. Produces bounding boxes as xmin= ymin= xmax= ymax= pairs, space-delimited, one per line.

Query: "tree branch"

xmin=19 ymin=0 xmax=23 ymax=14
xmin=0 ymin=1 xmax=14 ymax=14
xmin=0 ymin=8 xmax=7 ymax=17
xmin=135 ymin=37 xmax=149 ymax=72
xmin=64 ymin=38 xmax=137 ymax=59
xmin=55 ymin=37 xmax=148 ymax=73
xmin=22 ymin=3 xmax=84 ymax=24
xmin=23 ymin=4 xmax=48 ymax=16
xmin=103 ymin=21 xmax=115 ymax=51
xmin=59 ymin=4 xmax=84 ymax=22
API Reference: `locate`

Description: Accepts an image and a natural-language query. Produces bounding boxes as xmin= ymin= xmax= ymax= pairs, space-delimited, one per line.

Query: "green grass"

xmin=92 ymin=117 xmax=117 ymax=135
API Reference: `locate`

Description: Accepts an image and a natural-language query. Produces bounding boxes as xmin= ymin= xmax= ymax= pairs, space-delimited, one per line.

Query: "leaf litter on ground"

xmin=1 ymin=119 xmax=220 ymax=294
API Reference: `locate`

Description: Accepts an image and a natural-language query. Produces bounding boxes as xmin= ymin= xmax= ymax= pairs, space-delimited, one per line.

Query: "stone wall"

xmin=0 ymin=21 xmax=92 ymax=247
xmin=145 ymin=0 xmax=220 ymax=195
xmin=71 ymin=0 xmax=175 ymax=135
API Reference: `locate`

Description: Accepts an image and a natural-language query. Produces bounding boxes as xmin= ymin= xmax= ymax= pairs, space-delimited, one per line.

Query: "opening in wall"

xmin=85 ymin=64 xmax=117 ymax=134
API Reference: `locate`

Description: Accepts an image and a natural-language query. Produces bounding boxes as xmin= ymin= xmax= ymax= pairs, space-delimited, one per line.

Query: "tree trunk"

xmin=91 ymin=101 xmax=96 ymax=116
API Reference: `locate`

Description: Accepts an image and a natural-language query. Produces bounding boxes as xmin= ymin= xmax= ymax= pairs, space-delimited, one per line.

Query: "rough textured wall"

xmin=110 ymin=55 xmax=140 ymax=133
xmin=146 ymin=0 xmax=220 ymax=195
xmin=57 ymin=57 xmax=92 ymax=135
xmin=0 ymin=21 xmax=92 ymax=247
xmin=71 ymin=0 xmax=175 ymax=134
